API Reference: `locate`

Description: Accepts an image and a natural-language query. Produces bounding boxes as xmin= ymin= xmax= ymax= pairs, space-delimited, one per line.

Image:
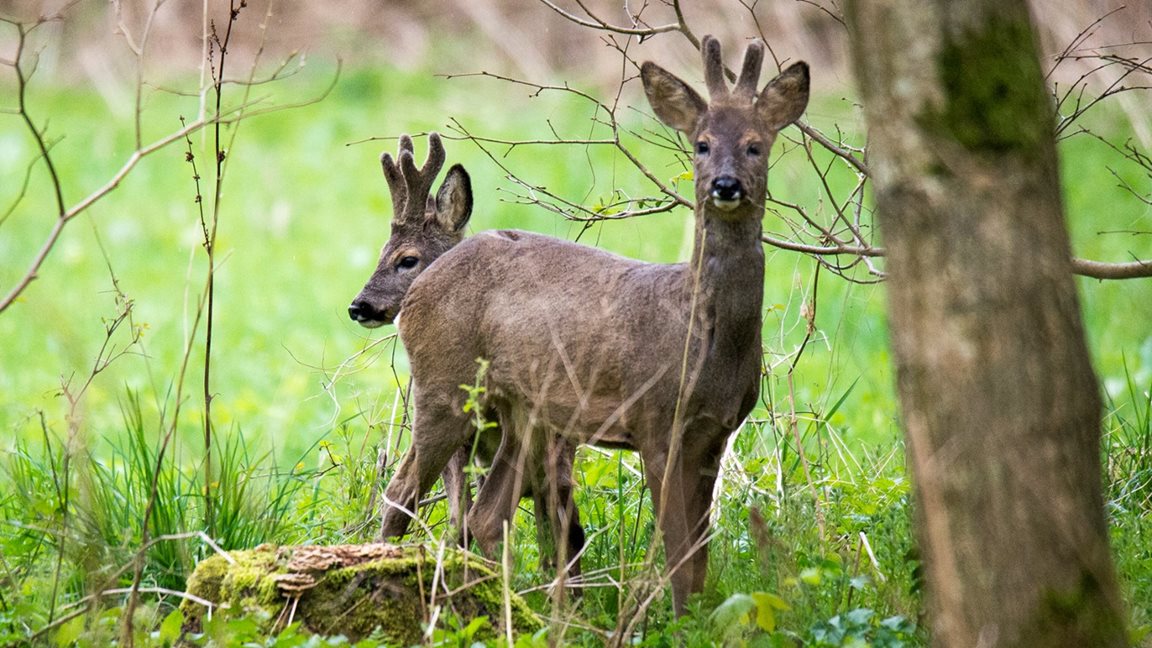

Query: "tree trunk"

xmin=844 ymin=1 xmax=1127 ymax=645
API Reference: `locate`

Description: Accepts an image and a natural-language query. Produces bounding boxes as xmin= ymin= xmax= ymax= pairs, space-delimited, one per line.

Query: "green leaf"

xmin=799 ymin=567 xmax=823 ymax=585
xmin=461 ymin=615 xmax=489 ymax=638
xmin=592 ymin=201 xmax=620 ymax=216
xmin=752 ymin=591 xmax=790 ymax=612
xmin=711 ymin=593 xmax=756 ymax=631
xmin=53 ymin=615 xmax=85 ymax=647
xmin=752 ymin=602 xmax=775 ymax=632
xmin=159 ymin=608 xmax=184 ymax=644
xmin=750 ymin=592 xmax=790 ymax=632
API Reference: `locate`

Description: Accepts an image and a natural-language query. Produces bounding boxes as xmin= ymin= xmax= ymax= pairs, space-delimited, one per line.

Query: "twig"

xmin=33 ymin=531 xmax=227 ymax=643
xmin=536 ymin=0 xmax=681 ymax=37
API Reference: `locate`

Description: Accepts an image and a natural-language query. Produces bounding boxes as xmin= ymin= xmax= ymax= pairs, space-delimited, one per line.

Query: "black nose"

xmin=711 ymin=176 xmax=742 ymax=201
xmin=348 ymin=300 xmax=374 ymax=322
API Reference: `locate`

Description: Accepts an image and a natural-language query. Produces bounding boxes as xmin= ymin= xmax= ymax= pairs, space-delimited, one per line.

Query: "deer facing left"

xmin=349 ymin=133 xmax=471 ymax=328
xmin=348 ymin=134 xmax=586 ymax=582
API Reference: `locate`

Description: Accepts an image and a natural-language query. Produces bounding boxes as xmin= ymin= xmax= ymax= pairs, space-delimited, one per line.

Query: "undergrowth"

xmin=0 ymin=383 xmax=930 ymax=646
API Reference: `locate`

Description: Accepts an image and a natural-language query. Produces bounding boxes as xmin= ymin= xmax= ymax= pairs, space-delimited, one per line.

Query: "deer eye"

xmin=747 ymin=143 xmax=762 ymax=156
xmin=396 ymin=256 xmax=419 ymax=270
xmin=695 ymin=141 xmax=710 ymax=155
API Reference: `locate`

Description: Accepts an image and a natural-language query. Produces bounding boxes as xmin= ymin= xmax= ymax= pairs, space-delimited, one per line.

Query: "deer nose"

xmin=349 ymin=299 xmax=395 ymax=328
xmin=348 ymin=300 xmax=368 ymax=321
xmin=710 ymin=176 xmax=743 ymax=204
xmin=349 ymin=300 xmax=383 ymax=324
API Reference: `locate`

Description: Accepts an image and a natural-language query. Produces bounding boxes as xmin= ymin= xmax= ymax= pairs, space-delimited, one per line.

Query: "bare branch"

xmin=796 ymin=120 xmax=869 ymax=175
xmin=0 ymin=29 xmax=338 ymax=316
xmin=1071 ymin=257 xmax=1152 ymax=280
xmin=536 ymin=0 xmax=681 ymax=37
xmin=1 ymin=109 xmax=234 ymax=314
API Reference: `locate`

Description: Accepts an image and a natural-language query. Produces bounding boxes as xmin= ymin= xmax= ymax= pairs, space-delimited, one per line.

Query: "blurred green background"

xmin=0 ymin=0 xmax=1149 ymax=467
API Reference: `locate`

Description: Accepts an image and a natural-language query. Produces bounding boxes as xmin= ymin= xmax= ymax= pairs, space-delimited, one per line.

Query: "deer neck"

xmin=685 ymin=203 xmax=765 ymax=356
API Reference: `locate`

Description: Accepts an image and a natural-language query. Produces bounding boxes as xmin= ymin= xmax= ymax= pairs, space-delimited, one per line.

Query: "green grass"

xmin=0 ymin=53 xmax=1150 ymax=645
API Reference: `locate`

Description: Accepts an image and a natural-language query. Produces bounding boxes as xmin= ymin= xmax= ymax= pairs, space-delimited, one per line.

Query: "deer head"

xmin=348 ymin=132 xmax=472 ymax=327
xmin=641 ymin=36 xmax=809 ymax=219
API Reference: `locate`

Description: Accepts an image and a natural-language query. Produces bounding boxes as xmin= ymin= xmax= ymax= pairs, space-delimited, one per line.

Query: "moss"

xmin=921 ymin=13 xmax=1052 ymax=157
xmin=180 ymin=544 xmax=541 ymax=644
xmin=1014 ymin=570 xmax=1126 ymax=647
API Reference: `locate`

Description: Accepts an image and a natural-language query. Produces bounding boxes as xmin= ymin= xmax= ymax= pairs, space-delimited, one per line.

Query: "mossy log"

xmin=180 ymin=543 xmax=541 ymax=644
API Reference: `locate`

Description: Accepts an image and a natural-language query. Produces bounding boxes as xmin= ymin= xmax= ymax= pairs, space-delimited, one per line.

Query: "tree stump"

xmin=180 ymin=543 xmax=540 ymax=643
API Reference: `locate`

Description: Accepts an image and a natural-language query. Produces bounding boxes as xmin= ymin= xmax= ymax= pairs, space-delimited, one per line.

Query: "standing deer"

xmin=378 ymin=36 xmax=809 ymax=614
xmin=349 ymin=134 xmax=585 ymax=580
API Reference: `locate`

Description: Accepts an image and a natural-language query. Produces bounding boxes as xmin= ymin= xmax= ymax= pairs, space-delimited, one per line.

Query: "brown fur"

xmin=379 ymin=37 xmax=809 ymax=614
xmin=350 ymin=136 xmax=581 ymax=575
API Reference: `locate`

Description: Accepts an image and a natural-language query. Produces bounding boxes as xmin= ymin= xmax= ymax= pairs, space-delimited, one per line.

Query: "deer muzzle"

xmin=348 ymin=299 xmax=394 ymax=328
xmin=710 ymin=176 xmax=743 ymax=211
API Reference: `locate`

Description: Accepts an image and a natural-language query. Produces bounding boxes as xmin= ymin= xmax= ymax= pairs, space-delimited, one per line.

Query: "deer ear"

xmin=434 ymin=164 xmax=472 ymax=232
xmin=756 ymin=61 xmax=810 ymax=132
xmin=641 ymin=61 xmax=707 ymax=134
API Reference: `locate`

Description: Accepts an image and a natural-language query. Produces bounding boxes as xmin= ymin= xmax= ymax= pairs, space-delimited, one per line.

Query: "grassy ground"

xmin=0 ymin=53 xmax=1150 ymax=645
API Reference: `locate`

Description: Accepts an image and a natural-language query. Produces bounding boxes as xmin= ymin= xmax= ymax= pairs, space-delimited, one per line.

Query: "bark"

xmin=844 ymin=1 xmax=1127 ymax=646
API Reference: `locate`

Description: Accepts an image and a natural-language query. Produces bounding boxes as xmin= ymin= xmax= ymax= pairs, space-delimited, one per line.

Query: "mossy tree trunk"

xmin=844 ymin=1 xmax=1127 ymax=646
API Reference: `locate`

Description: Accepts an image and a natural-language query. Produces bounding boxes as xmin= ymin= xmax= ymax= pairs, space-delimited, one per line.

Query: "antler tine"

xmin=398 ymin=147 xmax=421 ymax=198
xmin=398 ymin=134 xmax=420 ymax=214
xmin=381 ymin=147 xmax=408 ymax=224
xmin=398 ymin=134 xmax=415 ymax=156
xmin=398 ymin=146 xmax=433 ymax=215
xmin=701 ymin=35 xmax=729 ymax=99
xmin=735 ymin=40 xmax=764 ymax=99
xmin=421 ymin=132 xmax=446 ymax=181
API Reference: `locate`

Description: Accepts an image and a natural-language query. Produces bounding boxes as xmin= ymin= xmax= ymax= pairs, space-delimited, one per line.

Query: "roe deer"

xmin=348 ymin=132 xmax=471 ymax=329
xmin=379 ymin=36 xmax=809 ymax=614
xmin=349 ymin=133 xmax=584 ymax=577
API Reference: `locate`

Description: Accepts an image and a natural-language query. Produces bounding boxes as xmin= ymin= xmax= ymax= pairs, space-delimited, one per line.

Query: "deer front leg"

xmin=645 ymin=453 xmax=691 ymax=616
xmin=683 ymin=452 xmax=722 ymax=598
xmin=648 ymin=448 xmax=721 ymax=616
xmin=380 ymin=388 xmax=473 ymax=540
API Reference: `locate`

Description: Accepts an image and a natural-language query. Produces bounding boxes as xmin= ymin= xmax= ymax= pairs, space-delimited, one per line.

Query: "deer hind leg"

xmin=442 ymin=446 xmax=473 ymax=546
xmin=379 ymin=386 xmax=474 ymax=540
xmin=446 ymin=414 xmax=504 ymax=547
xmin=531 ymin=437 xmax=584 ymax=589
xmin=466 ymin=405 xmax=547 ymax=557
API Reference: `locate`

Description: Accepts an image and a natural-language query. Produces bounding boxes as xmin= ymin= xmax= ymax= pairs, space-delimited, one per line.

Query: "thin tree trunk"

xmin=845 ymin=1 xmax=1127 ymax=645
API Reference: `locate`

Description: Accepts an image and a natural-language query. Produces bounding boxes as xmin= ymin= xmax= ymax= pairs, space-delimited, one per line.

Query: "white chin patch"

xmin=357 ymin=319 xmax=387 ymax=330
xmin=710 ymin=196 xmax=742 ymax=211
